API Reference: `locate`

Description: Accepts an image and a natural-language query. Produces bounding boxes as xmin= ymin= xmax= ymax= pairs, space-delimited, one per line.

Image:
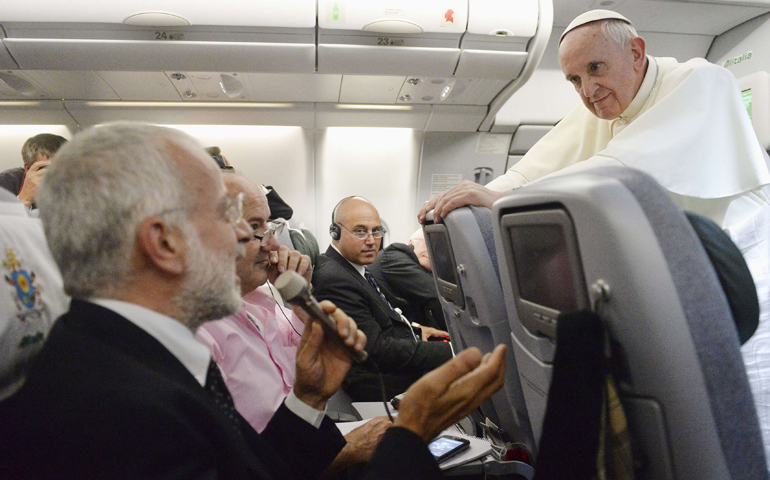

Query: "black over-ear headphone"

xmin=329 ymin=196 xmax=354 ymax=240
xmin=329 ymin=196 xmax=371 ymax=240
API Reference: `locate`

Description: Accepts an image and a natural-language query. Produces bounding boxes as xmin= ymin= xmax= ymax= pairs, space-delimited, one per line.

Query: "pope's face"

xmin=558 ymin=23 xmax=645 ymax=120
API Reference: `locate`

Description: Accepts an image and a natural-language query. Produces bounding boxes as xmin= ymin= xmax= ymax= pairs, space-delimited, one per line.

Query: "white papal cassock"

xmin=487 ymin=55 xmax=770 ymax=463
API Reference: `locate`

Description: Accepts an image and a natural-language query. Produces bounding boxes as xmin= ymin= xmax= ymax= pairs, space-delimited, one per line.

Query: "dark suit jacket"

xmin=0 ymin=300 xmax=345 ymax=479
xmin=369 ymin=243 xmax=447 ymax=331
xmin=313 ymin=247 xmax=452 ymax=399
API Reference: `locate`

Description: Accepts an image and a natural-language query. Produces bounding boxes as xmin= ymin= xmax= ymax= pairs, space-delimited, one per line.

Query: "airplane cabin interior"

xmin=3 ymin=0 xmax=770 ymax=478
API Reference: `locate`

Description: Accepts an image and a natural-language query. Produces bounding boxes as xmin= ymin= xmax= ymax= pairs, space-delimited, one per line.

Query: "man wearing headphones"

xmin=312 ymin=196 xmax=453 ymax=401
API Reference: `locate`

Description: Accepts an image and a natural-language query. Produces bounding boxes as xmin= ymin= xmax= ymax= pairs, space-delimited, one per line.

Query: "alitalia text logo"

xmin=724 ymin=51 xmax=752 ymax=68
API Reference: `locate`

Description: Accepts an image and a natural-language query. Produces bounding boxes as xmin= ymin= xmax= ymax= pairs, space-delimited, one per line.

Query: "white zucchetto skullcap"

xmin=559 ymin=9 xmax=633 ymax=46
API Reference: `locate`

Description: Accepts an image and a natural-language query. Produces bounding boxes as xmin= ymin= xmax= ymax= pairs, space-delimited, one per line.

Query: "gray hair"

xmin=21 ymin=133 xmax=68 ymax=167
xmin=600 ymin=18 xmax=639 ymax=49
xmin=36 ymin=123 xmax=206 ymax=298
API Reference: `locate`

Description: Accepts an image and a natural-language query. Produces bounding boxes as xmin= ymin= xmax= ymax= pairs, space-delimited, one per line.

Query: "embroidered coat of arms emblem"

xmin=3 ymin=248 xmax=42 ymax=312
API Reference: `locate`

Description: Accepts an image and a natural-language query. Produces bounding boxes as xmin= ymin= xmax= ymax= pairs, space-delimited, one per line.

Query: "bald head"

xmin=224 ymin=174 xmax=268 ymax=218
xmin=408 ymin=229 xmax=431 ymax=271
xmin=334 ymin=197 xmax=374 ymax=224
xmin=333 ymin=197 xmax=382 ymax=265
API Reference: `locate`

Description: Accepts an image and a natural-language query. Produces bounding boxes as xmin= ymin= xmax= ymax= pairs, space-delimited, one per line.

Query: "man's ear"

xmin=629 ymin=36 xmax=646 ymax=71
xmin=136 ymin=217 xmax=187 ymax=276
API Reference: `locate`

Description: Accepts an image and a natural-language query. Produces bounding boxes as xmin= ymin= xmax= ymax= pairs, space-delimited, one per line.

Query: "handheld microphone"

xmin=275 ymin=271 xmax=368 ymax=363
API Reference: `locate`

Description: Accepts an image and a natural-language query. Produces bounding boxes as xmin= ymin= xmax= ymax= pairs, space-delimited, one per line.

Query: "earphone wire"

xmin=267 ymin=282 xmax=302 ymax=337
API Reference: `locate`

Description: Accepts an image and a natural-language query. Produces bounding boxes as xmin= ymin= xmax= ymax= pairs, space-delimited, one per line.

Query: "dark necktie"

xmin=364 ymin=268 xmax=418 ymax=341
xmin=205 ymin=359 xmax=243 ymax=437
xmin=364 ymin=268 xmax=392 ymax=307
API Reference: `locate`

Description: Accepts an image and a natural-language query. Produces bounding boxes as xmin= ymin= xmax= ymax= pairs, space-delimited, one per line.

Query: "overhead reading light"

xmin=439 ymin=80 xmax=466 ymax=101
xmin=440 ymin=84 xmax=453 ymax=100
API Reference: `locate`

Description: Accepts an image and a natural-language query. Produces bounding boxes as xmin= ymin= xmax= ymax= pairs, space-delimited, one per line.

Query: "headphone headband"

xmin=329 ymin=196 xmax=370 ymax=241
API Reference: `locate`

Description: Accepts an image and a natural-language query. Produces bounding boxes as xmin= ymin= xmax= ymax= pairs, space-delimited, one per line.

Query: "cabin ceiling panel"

xmin=454 ymin=50 xmax=527 ymax=80
xmin=491 ymin=69 xmax=580 ymax=132
xmin=245 ymin=73 xmax=342 ymax=103
xmin=0 ymin=100 xmax=76 ymax=126
xmin=21 ymin=70 xmax=119 ymax=100
xmin=425 ymin=105 xmax=487 ymax=132
xmin=0 ymin=71 xmax=52 ymax=100
xmin=96 ymin=72 xmax=181 ymax=101
xmin=395 ymin=77 xmax=509 ymax=106
xmin=339 ymin=75 xmax=406 ymax=104
xmin=451 ymin=78 xmax=511 ymax=105
xmin=315 ymin=104 xmax=431 ymax=129
xmin=184 ymin=72 xmax=254 ymax=101
xmin=4 ymin=39 xmax=316 ymax=73
xmin=63 ymin=101 xmax=316 ymax=128
xmin=553 ymin=0 xmax=769 ymax=35
xmin=641 ymin=32 xmax=714 ymax=60
xmin=318 ymin=45 xmax=461 ymax=77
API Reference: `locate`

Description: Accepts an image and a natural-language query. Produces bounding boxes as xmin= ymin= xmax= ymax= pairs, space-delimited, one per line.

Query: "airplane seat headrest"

xmin=433 ymin=204 xmax=537 ymax=454
xmin=288 ymin=227 xmax=320 ymax=268
xmin=684 ymin=211 xmax=759 ymax=345
xmin=494 ymin=166 xmax=768 ymax=479
xmin=468 ymin=205 xmax=500 ymax=281
xmin=579 ymin=166 xmax=766 ymax=479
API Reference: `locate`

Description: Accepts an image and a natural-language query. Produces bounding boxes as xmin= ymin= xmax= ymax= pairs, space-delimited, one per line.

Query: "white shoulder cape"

xmin=487 ymin=57 xmax=770 ymax=199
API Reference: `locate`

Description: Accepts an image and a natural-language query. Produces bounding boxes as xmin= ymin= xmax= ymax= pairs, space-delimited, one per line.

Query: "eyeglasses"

xmin=223 ymin=192 xmax=245 ymax=225
xmin=337 ymin=223 xmax=386 ymax=240
xmin=252 ymin=226 xmax=276 ymax=247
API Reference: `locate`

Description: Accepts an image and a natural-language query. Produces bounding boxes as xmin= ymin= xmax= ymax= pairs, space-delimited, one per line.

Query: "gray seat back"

xmin=493 ymin=166 xmax=767 ymax=480
xmin=425 ymin=206 xmax=536 ymax=455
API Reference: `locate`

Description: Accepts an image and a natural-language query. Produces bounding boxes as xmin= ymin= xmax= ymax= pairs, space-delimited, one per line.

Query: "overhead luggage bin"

xmin=318 ymin=0 xmax=540 ymax=80
xmin=0 ymin=31 xmax=19 ymax=70
xmin=0 ymin=0 xmax=315 ymax=27
xmin=456 ymin=0 xmax=538 ymax=79
xmin=0 ymin=0 xmax=317 ymax=72
xmin=317 ymin=0 xmax=468 ymax=77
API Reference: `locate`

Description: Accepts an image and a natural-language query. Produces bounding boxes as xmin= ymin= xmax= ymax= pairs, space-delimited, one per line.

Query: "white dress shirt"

xmin=89 ymin=298 xmax=324 ymax=428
